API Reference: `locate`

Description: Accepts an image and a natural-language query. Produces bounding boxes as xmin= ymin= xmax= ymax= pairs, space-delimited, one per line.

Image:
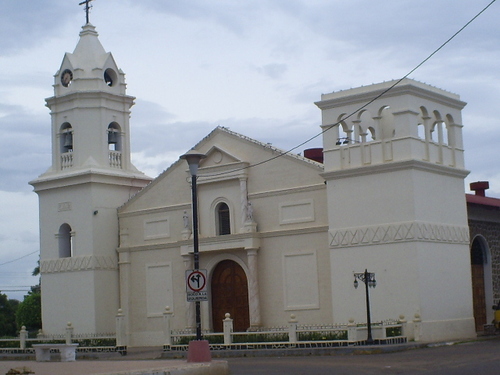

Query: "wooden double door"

xmin=211 ymin=260 xmax=250 ymax=332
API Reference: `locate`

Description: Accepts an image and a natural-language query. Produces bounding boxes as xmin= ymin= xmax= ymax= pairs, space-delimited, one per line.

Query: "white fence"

xmin=0 ymin=322 xmax=121 ymax=355
xmin=163 ymin=311 xmax=411 ymax=352
xmin=1 ymin=309 xmax=415 ymax=354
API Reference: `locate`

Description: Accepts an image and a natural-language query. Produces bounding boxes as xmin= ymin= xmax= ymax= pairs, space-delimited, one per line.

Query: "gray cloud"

xmin=0 ymin=1 xmax=75 ymax=56
xmin=0 ymin=104 xmax=50 ymax=191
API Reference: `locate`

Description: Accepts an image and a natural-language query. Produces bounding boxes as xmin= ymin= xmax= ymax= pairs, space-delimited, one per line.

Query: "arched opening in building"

xmin=107 ymin=122 xmax=122 ymax=151
xmin=470 ymin=235 xmax=493 ymax=331
xmin=58 ymin=223 xmax=73 ymax=258
xmin=60 ymin=123 xmax=73 ymax=153
xmin=216 ymin=202 xmax=231 ymax=235
xmin=211 ymin=260 xmax=249 ymax=332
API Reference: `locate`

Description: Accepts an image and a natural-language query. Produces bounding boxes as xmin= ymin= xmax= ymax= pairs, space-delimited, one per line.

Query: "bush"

xmin=0 ymin=293 xmax=18 ymax=337
xmin=16 ymin=293 xmax=41 ymax=332
xmin=298 ymin=331 xmax=348 ymax=341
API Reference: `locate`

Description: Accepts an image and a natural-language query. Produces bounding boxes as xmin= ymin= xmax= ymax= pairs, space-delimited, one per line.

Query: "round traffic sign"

xmin=187 ymin=270 xmax=207 ymax=292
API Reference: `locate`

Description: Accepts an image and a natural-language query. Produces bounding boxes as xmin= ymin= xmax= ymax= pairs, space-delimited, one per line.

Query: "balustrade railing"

xmin=109 ymin=150 xmax=122 ymax=168
xmin=61 ymin=152 xmax=73 ymax=169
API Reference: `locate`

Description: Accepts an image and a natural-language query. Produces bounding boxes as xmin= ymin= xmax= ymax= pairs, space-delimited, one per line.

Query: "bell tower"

xmin=316 ymin=79 xmax=476 ymax=342
xmin=30 ymin=17 xmax=151 ymax=334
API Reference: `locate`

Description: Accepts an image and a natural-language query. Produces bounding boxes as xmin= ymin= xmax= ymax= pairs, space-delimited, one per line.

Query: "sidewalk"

xmin=0 ymin=360 xmax=229 ymax=375
xmin=0 ymin=348 xmax=229 ymax=375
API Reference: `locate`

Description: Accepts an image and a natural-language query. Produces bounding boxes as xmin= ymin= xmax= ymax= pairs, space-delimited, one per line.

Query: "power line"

xmin=0 ymin=250 xmax=38 ymax=267
xmin=197 ymin=0 xmax=497 ymax=179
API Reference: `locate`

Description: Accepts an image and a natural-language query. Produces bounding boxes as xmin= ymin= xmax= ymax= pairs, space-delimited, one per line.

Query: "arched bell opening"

xmin=107 ymin=122 xmax=122 ymax=151
xmin=60 ymin=123 xmax=73 ymax=153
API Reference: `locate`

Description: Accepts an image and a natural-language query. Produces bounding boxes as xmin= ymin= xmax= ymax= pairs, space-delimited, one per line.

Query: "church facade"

xmin=31 ymin=21 xmax=497 ymax=346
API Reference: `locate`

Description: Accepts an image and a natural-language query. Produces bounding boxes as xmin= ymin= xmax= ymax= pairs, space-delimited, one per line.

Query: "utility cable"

xmin=0 ymin=250 xmax=38 ymax=266
xmin=197 ymin=0 xmax=497 ymax=179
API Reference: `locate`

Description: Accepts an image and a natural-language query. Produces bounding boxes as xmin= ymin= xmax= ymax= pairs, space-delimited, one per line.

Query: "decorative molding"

xmin=144 ymin=217 xmax=170 ymax=240
xmin=41 ymin=255 xmax=118 ymax=273
xmin=118 ymin=203 xmax=191 ymax=218
xmin=279 ymin=199 xmax=315 ymax=225
xmin=58 ymin=202 xmax=72 ymax=212
xmin=321 ymin=159 xmax=468 ymax=180
xmin=329 ymin=221 xmax=470 ymax=248
xmin=249 ymin=183 xmax=325 ymax=199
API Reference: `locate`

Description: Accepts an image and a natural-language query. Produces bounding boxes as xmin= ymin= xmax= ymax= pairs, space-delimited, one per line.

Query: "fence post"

xmin=223 ymin=313 xmax=233 ymax=345
xmin=398 ymin=315 xmax=407 ymax=338
xmin=348 ymin=318 xmax=357 ymax=342
xmin=116 ymin=308 xmax=127 ymax=347
xmin=19 ymin=326 xmax=28 ymax=349
xmin=65 ymin=322 xmax=74 ymax=344
xmin=163 ymin=306 xmax=173 ymax=346
xmin=288 ymin=314 xmax=298 ymax=343
xmin=37 ymin=329 xmax=44 ymax=340
xmin=413 ymin=313 xmax=422 ymax=342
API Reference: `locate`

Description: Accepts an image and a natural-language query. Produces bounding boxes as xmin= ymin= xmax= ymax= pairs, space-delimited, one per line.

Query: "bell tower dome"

xmin=30 ymin=14 xmax=152 ymax=334
xmin=45 ymin=22 xmax=143 ymax=176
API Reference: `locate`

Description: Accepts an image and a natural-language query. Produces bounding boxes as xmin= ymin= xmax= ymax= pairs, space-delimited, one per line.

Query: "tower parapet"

xmin=316 ymin=79 xmax=466 ymax=173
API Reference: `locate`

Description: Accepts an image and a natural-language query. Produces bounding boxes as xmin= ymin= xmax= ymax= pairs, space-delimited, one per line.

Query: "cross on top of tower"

xmin=79 ymin=0 xmax=94 ymax=24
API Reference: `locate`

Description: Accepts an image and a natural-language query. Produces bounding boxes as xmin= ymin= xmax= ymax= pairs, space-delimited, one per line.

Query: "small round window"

xmin=104 ymin=68 xmax=117 ymax=87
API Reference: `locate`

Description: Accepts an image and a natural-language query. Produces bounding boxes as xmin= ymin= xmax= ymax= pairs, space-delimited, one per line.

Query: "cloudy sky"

xmin=0 ymin=0 xmax=498 ymax=301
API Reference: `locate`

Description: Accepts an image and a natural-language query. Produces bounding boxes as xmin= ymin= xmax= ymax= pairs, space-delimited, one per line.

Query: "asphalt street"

xmin=226 ymin=338 xmax=500 ymax=374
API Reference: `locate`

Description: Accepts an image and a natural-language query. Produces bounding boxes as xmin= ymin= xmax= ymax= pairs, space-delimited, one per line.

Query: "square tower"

xmin=316 ymin=79 xmax=476 ymax=341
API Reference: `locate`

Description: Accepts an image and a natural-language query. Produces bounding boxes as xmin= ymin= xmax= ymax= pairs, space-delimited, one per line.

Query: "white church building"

xmin=30 ymin=22 xmax=478 ymax=346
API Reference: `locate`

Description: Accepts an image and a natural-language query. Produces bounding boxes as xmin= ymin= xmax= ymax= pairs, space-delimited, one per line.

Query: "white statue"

xmin=246 ymin=202 xmax=254 ymax=222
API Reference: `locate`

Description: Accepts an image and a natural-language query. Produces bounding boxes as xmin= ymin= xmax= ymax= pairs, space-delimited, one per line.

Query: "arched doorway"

xmin=211 ymin=260 xmax=250 ymax=332
xmin=471 ymin=236 xmax=488 ymax=331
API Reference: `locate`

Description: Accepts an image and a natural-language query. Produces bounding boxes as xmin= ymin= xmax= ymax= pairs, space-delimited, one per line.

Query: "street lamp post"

xmin=181 ymin=150 xmax=211 ymax=362
xmin=354 ymin=269 xmax=376 ymax=345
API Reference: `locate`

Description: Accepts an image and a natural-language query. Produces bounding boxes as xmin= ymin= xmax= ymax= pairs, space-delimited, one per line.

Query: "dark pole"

xmin=191 ymin=174 xmax=202 ymax=341
xmin=364 ymin=269 xmax=374 ymax=345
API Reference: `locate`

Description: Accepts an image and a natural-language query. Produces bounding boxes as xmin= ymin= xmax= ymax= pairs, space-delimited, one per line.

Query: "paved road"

xmin=226 ymin=339 xmax=500 ymax=374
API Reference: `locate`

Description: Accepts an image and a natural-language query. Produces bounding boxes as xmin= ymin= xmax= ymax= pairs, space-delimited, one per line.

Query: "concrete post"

xmin=116 ymin=308 xmax=127 ymax=347
xmin=413 ymin=313 xmax=422 ymax=342
xmin=65 ymin=322 xmax=74 ymax=345
xmin=163 ymin=306 xmax=173 ymax=346
xmin=348 ymin=318 xmax=357 ymax=342
xmin=19 ymin=326 xmax=27 ymax=349
xmin=223 ymin=313 xmax=233 ymax=345
xmin=288 ymin=314 xmax=298 ymax=343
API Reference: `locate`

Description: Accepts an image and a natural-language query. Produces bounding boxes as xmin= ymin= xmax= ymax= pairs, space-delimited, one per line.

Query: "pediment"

xmin=196 ymin=146 xmax=249 ymax=184
xmin=200 ymin=146 xmax=242 ymax=168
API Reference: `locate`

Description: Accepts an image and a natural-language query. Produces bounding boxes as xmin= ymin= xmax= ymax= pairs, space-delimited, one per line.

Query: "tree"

xmin=0 ymin=292 xmax=18 ymax=337
xmin=16 ymin=292 xmax=41 ymax=332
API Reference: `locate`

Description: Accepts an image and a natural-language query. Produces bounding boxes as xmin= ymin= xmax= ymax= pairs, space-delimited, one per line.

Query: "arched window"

xmin=60 ymin=123 xmax=73 ymax=153
xmin=417 ymin=123 xmax=426 ymax=140
xmin=216 ymin=202 xmax=231 ymax=235
xmin=58 ymin=223 xmax=73 ymax=258
xmin=107 ymin=122 xmax=122 ymax=151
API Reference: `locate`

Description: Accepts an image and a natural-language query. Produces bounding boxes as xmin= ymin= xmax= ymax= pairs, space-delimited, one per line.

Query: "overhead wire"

xmin=0 ymin=250 xmax=38 ymax=267
xmin=197 ymin=0 xmax=497 ymax=179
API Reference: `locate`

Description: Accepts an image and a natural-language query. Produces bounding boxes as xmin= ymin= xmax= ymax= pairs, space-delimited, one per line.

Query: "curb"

xmin=94 ymin=361 xmax=229 ymax=375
